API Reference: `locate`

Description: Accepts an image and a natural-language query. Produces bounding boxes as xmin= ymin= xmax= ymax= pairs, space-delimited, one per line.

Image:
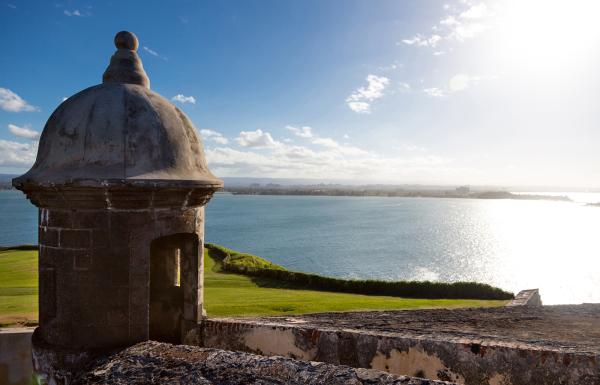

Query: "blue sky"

xmin=1 ymin=0 xmax=600 ymax=188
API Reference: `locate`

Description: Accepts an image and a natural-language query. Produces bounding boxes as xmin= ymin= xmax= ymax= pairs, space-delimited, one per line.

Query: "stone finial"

xmin=102 ymin=31 xmax=150 ymax=88
xmin=114 ymin=31 xmax=139 ymax=50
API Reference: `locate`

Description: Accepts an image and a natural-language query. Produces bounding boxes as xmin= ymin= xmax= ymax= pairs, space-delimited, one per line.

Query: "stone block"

xmin=73 ymin=252 xmax=92 ymax=271
xmin=128 ymin=324 xmax=148 ymax=342
xmin=72 ymin=210 xmax=109 ymax=229
xmin=92 ymin=229 xmax=110 ymax=248
xmin=60 ymin=229 xmax=91 ymax=249
xmin=39 ymin=270 xmax=57 ymax=322
xmin=91 ymin=248 xmax=113 ymax=274
xmin=111 ymin=266 xmax=130 ymax=286
xmin=39 ymin=247 xmax=56 ymax=269
xmin=129 ymin=306 xmax=147 ymax=328
xmin=39 ymin=227 xmax=60 ymax=247
xmin=46 ymin=248 xmax=74 ymax=272
xmin=106 ymin=307 xmax=129 ymax=326
xmin=47 ymin=210 xmax=73 ymax=228
xmin=104 ymin=287 xmax=129 ymax=308
xmin=129 ymin=285 xmax=147 ymax=308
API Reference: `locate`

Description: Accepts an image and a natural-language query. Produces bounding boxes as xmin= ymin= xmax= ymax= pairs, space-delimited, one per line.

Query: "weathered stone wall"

xmin=0 ymin=328 xmax=34 ymax=385
xmin=201 ymin=305 xmax=600 ymax=385
xmin=37 ymin=206 xmax=205 ymax=349
xmin=72 ymin=341 xmax=455 ymax=385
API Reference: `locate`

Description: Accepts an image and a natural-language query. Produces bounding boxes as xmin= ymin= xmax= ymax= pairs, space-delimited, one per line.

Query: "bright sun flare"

xmin=495 ymin=0 xmax=600 ymax=71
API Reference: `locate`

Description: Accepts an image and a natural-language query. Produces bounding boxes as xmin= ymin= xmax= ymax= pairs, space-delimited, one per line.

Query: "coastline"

xmin=222 ymin=187 xmax=572 ymax=202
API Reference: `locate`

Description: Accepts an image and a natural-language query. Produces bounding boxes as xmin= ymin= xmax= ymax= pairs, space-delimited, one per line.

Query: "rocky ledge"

xmin=73 ymin=341 xmax=453 ymax=385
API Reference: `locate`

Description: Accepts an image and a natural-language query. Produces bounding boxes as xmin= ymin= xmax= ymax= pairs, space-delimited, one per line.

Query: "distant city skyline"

xmin=1 ymin=0 xmax=599 ymax=188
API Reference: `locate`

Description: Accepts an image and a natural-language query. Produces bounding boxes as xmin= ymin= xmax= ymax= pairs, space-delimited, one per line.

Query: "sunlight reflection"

xmin=482 ymin=200 xmax=600 ymax=304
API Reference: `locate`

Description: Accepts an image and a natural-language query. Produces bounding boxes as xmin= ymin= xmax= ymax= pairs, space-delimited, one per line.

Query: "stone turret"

xmin=13 ymin=31 xmax=223 ymax=384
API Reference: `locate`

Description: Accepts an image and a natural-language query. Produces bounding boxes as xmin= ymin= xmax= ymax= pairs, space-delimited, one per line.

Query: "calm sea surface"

xmin=2 ymin=190 xmax=599 ymax=305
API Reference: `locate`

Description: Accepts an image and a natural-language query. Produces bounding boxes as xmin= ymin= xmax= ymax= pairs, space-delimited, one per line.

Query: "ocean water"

xmin=1 ymin=190 xmax=599 ymax=305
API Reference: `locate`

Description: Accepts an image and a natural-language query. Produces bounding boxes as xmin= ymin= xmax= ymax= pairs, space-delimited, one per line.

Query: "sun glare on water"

xmin=483 ymin=200 xmax=600 ymax=305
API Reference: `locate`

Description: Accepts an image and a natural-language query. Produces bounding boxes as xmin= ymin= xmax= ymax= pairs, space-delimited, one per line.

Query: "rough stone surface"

xmin=0 ymin=328 xmax=34 ymax=385
xmin=73 ymin=341 xmax=454 ymax=385
xmin=202 ymin=305 xmax=600 ymax=385
xmin=254 ymin=305 xmax=600 ymax=352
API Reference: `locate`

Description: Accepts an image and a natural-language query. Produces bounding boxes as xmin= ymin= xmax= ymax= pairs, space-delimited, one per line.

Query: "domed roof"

xmin=14 ymin=31 xmax=222 ymax=190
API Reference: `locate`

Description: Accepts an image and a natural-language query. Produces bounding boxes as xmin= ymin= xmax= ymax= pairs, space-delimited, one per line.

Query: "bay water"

xmin=2 ymin=190 xmax=599 ymax=305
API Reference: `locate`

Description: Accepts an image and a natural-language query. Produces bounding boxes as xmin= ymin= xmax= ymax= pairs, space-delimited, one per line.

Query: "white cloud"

xmin=440 ymin=15 xmax=459 ymax=26
xmin=0 ymin=88 xmax=38 ymax=112
xmin=200 ymin=129 xmax=229 ymax=145
xmin=312 ymin=137 xmax=339 ymax=148
xmin=343 ymin=134 xmax=350 ymax=139
xmin=347 ymin=101 xmax=371 ymax=114
xmin=0 ymin=140 xmax=38 ymax=167
xmin=61 ymin=96 xmax=68 ymax=102
xmin=460 ymin=3 xmax=488 ymax=19
xmin=401 ymin=34 xmax=442 ymax=47
xmin=423 ymin=87 xmax=446 ymax=97
xmin=449 ymin=22 xmax=489 ymax=41
xmin=349 ymin=75 xmax=390 ymax=101
xmin=63 ymin=9 xmax=88 ymax=16
xmin=403 ymin=1 xmax=493 ymax=51
xmin=346 ymin=74 xmax=390 ymax=114
xmin=285 ymin=125 xmax=313 ymax=138
xmin=142 ymin=46 xmax=168 ymax=61
xmin=285 ymin=125 xmax=366 ymax=156
xmin=235 ymin=129 xmax=281 ymax=148
xmin=143 ymin=46 xmax=159 ymax=56
xmin=8 ymin=124 xmax=39 ymax=139
xmin=204 ymin=128 xmax=455 ymax=182
xmin=171 ymin=94 xmax=196 ymax=104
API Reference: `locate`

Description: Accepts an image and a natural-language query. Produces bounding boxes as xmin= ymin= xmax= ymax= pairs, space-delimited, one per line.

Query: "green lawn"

xmin=0 ymin=249 xmax=38 ymax=326
xmin=0 ymin=247 xmax=505 ymax=326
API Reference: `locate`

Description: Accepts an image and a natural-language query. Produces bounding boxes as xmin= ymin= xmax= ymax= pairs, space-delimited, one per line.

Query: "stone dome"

xmin=14 ymin=31 xmax=222 ymax=190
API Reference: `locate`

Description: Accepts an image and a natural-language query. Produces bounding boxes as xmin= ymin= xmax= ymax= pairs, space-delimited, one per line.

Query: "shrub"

xmin=205 ymin=243 xmax=513 ymax=300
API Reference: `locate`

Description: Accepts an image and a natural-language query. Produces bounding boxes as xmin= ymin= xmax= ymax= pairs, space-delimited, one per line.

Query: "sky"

xmin=1 ymin=0 xmax=600 ymax=189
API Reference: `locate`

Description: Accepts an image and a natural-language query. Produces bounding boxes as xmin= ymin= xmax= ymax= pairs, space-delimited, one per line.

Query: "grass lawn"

xmin=0 ymin=249 xmax=38 ymax=326
xmin=0 ymin=247 xmax=505 ymax=326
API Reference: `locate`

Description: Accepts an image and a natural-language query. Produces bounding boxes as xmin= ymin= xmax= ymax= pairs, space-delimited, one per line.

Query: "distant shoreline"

xmin=223 ymin=187 xmax=571 ymax=202
xmin=0 ymin=183 xmax=574 ymax=202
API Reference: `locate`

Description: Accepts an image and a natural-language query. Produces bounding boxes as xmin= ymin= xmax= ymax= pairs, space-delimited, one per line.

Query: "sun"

xmin=493 ymin=0 xmax=600 ymax=72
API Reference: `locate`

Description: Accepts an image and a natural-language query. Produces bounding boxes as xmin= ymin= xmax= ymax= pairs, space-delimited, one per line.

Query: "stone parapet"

xmin=73 ymin=341 xmax=454 ymax=385
xmin=201 ymin=305 xmax=600 ymax=385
